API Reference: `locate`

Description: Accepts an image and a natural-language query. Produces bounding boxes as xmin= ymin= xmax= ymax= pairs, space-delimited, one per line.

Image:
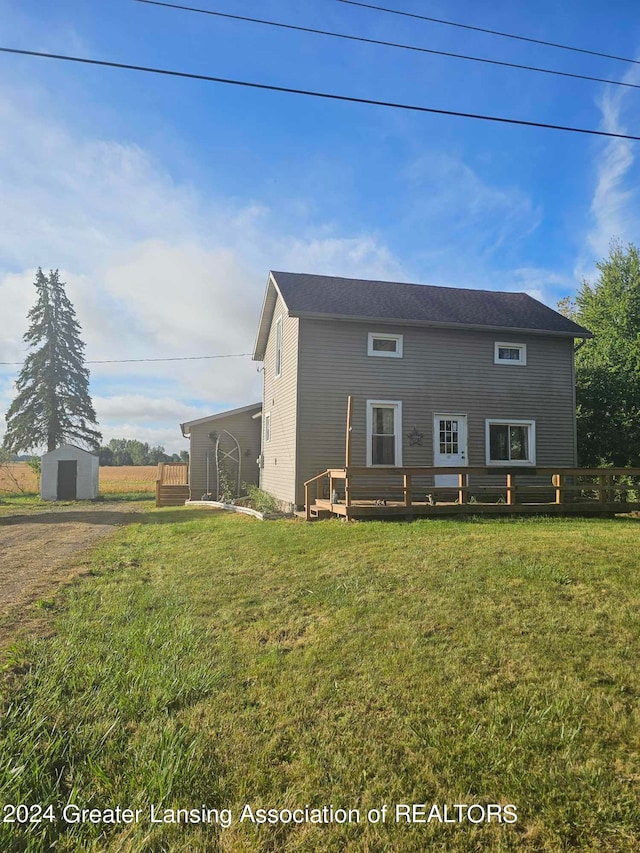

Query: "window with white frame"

xmin=366 ymin=400 xmax=402 ymax=466
xmin=264 ymin=413 xmax=271 ymax=442
xmin=494 ymin=341 xmax=526 ymax=365
xmin=367 ymin=332 xmax=403 ymax=358
xmin=275 ymin=315 xmax=283 ymax=377
xmin=486 ymin=419 xmax=536 ymax=465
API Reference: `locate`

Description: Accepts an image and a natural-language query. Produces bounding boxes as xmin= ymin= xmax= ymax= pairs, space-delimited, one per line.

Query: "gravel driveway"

xmin=0 ymin=503 xmax=148 ymax=614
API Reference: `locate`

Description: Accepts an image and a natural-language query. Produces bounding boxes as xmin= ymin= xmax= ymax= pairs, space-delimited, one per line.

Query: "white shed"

xmin=40 ymin=444 xmax=99 ymax=501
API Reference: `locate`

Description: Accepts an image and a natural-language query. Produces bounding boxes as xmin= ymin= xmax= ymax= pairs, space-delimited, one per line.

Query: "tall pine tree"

xmin=3 ymin=268 xmax=102 ymax=452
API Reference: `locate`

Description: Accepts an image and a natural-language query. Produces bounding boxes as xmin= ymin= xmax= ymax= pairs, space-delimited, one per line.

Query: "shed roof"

xmin=41 ymin=443 xmax=98 ymax=458
xmin=253 ymin=271 xmax=591 ymax=359
xmin=181 ymin=402 xmax=262 ymax=436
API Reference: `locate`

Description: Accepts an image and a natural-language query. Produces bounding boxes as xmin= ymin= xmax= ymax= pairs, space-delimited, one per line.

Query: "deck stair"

xmin=308 ymin=503 xmax=332 ymax=520
xmin=155 ymin=462 xmax=189 ymax=507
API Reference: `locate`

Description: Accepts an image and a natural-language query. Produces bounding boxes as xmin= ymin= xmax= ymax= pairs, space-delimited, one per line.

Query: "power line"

xmin=0 ymin=353 xmax=253 ymax=366
xmin=134 ymin=0 xmax=640 ymax=93
xmin=337 ymin=0 xmax=640 ymax=67
xmin=1 ymin=46 xmax=639 ymax=140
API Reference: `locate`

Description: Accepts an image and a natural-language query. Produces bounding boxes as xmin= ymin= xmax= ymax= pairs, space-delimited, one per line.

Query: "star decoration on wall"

xmin=406 ymin=427 xmax=424 ymax=446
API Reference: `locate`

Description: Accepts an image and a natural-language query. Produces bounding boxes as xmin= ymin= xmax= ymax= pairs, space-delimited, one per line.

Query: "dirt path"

xmin=0 ymin=503 xmax=148 ymax=614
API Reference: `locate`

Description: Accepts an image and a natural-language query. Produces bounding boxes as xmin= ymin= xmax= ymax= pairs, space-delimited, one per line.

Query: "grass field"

xmin=0 ymin=511 xmax=638 ymax=851
xmin=0 ymin=463 xmax=156 ymax=497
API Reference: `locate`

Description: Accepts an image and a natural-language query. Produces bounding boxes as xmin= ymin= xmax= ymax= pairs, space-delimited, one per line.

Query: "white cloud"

xmin=578 ymin=61 xmax=640 ymax=277
xmin=504 ymin=267 xmax=576 ymax=307
xmin=403 ymin=152 xmax=542 ymax=266
xmin=276 ymin=235 xmax=406 ymax=281
xmin=0 ymin=82 xmax=404 ymax=446
xmin=93 ymin=395 xmax=211 ymax=424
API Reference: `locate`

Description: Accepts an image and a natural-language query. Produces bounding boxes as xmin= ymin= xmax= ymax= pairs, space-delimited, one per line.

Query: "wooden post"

xmin=345 ymin=395 xmax=353 ymax=467
xmin=305 ymin=482 xmax=311 ymax=520
xmin=345 ymin=471 xmax=352 ymax=508
xmin=403 ymin=473 xmax=412 ymax=507
xmin=506 ymin=473 xmax=515 ymax=505
xmin=458 ymin=472 xmax=467 ymax=504
xmin=599 ymin=473 xmax=610 ymax=504
xmin=553 ymin=473 xmax=563 ymax=504
xmin=329 ymin=476 xmax=334 ymax=505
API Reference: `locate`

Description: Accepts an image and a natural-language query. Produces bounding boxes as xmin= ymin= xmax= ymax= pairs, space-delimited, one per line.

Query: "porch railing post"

xmin=458 ymin=472 xmax=467 ymax=504
xmin=345 ymin=470 xmax=352 ymax=508
xmin=553 ymin=473 xmax=563 ymax=504
xmin=305 ymin=482 xmax=311 ymax=521
xmin=403 ymin=473 xmax=412 ymax=507
xmin=599 ymin=473 xmax=608 ymax=504
xmin=506 ymin=472 xmax=515 ymax=505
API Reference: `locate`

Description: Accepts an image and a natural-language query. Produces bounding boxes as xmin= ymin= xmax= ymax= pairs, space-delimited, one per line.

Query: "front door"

xmin=433 ymin=414 xmax=468 ymax=486
xmin=57 ymin=460 xmax=77 ymax=500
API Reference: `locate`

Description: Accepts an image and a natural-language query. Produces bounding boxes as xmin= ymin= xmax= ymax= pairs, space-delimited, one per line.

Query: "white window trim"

xmin=494 ymin=341 xmax=527 ymax=365
xmin=274 ymin=315 xmax=283 ymax=378
xmin=264 ymin=412 xmax=271 ymax=443
xmin=366 ymin=400 xmax=403 ymax=467
xmin=367 ymin=332 xmax=403 ymax=358
xmin=485 ymin=419 xmax=536 ymax=466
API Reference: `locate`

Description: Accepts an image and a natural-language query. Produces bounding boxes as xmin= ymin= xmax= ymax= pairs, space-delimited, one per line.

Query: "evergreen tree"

xmin=3 ymin=268 xmax=101 ymax=453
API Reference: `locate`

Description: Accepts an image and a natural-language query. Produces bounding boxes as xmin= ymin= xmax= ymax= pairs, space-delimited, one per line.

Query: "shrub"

xmin=244 ymin=485 xmax=280 ymax=514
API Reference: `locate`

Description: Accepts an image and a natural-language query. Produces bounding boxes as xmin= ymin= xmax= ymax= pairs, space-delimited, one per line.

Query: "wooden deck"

xmin=305 ymin=466 xmax=640 ymax=520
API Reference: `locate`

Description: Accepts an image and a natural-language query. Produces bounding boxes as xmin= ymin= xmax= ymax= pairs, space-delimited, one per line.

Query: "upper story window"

xmin=367 ymin=332 xmax=403 ymax=358
xmin=494 ymin=342 xmax=526 ymax=365
xmin=486 ymin=419 xmax=536 ymax=466
xmin=275 ymin=315 xmax=283 ymax=377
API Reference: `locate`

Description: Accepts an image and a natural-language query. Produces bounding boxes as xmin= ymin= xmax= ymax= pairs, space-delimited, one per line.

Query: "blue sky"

xmin=1 ymin=0 xmax=639 ymax=452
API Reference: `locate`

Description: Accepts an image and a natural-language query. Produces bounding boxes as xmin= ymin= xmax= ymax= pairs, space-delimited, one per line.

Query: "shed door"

xmin=57 ymin=460 xmax=77 ymax=500
xmin=433 ymin=414 xmax=468 ymax=486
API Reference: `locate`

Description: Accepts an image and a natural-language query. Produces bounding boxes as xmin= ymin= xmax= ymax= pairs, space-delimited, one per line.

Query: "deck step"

xmin=156 ymin=484 xmax=190 ymax=507
xmin=308 ymin=504 xmax=332 ymax=519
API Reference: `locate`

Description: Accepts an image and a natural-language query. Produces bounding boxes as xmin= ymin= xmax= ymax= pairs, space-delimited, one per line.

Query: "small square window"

xmin=494 ymin=342 xmax=526 ymax=365
xmin=367 ymin=333 xmax=403 ymax=358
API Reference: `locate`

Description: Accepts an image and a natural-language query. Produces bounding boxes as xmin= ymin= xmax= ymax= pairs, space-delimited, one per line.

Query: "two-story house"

xmin=252 ymin=271 xmax=592 ymax=512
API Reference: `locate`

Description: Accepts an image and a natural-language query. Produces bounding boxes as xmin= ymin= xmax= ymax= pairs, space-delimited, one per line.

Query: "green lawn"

xmin=1 ymin=511 xmax=638 ymax=851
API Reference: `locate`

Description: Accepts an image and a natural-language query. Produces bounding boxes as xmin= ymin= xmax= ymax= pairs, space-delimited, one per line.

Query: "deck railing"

xmin=155 ymin=462 xmax=189 ymax=507
xmin=304 ymin=466 xmax=640 ymax=519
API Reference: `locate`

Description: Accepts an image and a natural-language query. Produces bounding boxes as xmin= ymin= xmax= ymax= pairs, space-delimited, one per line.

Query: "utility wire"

xmin=1 ymin=46 xmax=639 ymax=140
xmin=0 ymin=353 xmax=253 ymax=365
xmin=337 ymin=0 xmax=640 ymax=67
xmin=134 ymin=0 xmax=640 ymax=93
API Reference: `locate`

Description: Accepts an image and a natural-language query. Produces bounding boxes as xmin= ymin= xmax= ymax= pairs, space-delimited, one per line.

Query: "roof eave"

xmin=286 ymin=310 xmax=593 ymax=338
xmin=181 ymin=402 xmax=263 ymax=433
xmin=252 ymin=271 xmax=289 ymax=360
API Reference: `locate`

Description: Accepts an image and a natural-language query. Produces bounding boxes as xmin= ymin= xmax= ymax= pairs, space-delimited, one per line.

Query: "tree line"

xmin=559 ymin=241 xmax=640 ymax=467
xmin=97 ymin=439 xmax=188 ymax=467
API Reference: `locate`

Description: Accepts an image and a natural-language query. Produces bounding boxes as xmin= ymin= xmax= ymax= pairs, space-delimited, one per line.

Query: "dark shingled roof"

xmin=270 ymin=271 xmax=591 ymax=337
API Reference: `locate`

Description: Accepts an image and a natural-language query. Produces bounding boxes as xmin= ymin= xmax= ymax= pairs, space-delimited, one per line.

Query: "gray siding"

xmin=260 ymin=292 xmax=299 ymax=508
xmin=188 ymin=412 xmax=261 ymax=500
xmin=295 ymin=319 xmax=577 ymax=507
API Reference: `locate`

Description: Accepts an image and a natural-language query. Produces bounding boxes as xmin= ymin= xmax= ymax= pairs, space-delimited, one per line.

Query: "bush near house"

xmin=0 ymin=512 xmax=638 ymax=852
